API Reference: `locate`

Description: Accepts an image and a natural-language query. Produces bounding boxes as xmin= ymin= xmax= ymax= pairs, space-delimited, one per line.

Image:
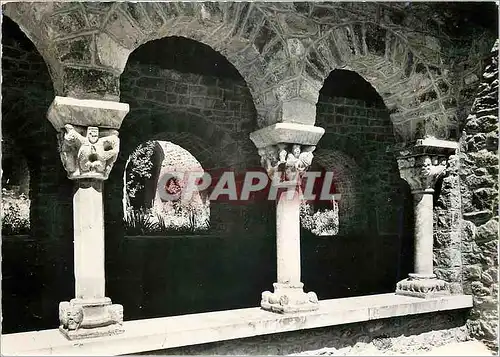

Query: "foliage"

xmin=126 ymin=141 xmax=157 ymax=200
xmin=300 ymin=200 xmax=340 ymax=236
xmin=124 ymin=208 xmax=210 ymax=236
xmin=2 ymin=188 xmax=30 ymax=235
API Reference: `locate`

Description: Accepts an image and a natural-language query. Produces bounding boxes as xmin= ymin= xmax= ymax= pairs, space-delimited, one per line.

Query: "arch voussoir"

xmin=305 ymin=20 xmax=453 ymax=143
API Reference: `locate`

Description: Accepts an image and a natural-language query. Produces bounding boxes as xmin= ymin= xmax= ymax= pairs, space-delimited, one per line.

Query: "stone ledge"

xmin=249 ymin=122 xmax=325 ymax=149
xmin=1 ymin=293 xmax=472 ymax=356
xmin=47 ymin=96 xmax=130 ymax=130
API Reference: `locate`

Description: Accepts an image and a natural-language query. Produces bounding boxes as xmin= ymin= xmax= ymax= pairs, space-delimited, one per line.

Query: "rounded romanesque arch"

xmin=118 ymin=109 xmax=239 ymax=170
xmin=1 ymin=12 xmax=62 ymax=95
xmin=123 ymin=140 xmax=210 ymax=234
xmin=2 ymin=14 xmax=75 ymax=334
xmin=305 ymin=21 xmax=454 ymax=143
xmin=4 ymin=2 xmax=289 ymax=125
xmin=109 ymin=2 xmax=287 ymax=126
xmin=313 ymin=150 xmax=362 ymax=235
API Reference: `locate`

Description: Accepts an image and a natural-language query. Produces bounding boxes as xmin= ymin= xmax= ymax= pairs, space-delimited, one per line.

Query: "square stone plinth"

xmin=59 ymin=298 xmax=124 ymax=340
xmin=261 ymin=283 xmax=319 ymax=313
xmin=396 ymin=277 xmax=450 ymax=299
xmin=59 ymin=323 xmax=124 ymax=340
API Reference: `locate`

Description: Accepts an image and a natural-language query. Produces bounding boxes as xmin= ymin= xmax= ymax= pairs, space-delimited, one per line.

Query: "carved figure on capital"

xmin=258 ymin=143 xmax=316 ymax=184
xmin=58 ymin=124 xmax=120 ymax=180
xmin=397 ymin=154 xmax=447 ymax=192
xmin=285 ymin=144 xmax=316 ymax=182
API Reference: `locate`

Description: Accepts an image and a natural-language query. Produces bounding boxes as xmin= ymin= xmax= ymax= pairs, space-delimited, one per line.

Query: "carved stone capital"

xmin=47 ymin=96 xmax=129 ymax=181
xmin=58 ymin=124 xmax=120 ymax=180
xmin=397 ymin=154 xmax=448 ymax=193
xmin=59 ymin=298 xmax=124 ymax=340
xmin=257 ymin=143 xmax=316 ymax=185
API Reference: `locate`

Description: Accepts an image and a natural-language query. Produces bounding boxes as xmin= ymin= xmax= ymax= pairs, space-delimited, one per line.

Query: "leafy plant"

xmin=123 ymin=208 xmax=159 ymax=236
xmin=123 ymin=207 xmax=210 ymax=236
xmin=300 ymin=200 xmax=339 ymax=236
xmin=126 ymin=141 xmax=157 ymax=202
xmin=2 ymin=188 xmax=30 ymax=235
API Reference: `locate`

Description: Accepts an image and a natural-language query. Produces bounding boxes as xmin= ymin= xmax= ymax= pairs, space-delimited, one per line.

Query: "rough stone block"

xmin=463 ymin=264 xmax=482 ymax=281
xmin=475 ymin=219 xmax=499 ymax=243
xmin=62 ymin=67 xmax=120 ymax=100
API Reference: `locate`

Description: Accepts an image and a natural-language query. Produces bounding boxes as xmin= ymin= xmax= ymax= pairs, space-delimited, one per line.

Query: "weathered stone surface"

xmin=95 ymin=33 xmax=131 ymax=72
xmin=141 ymin=311 xmax=469 ymax=356
xmin=62 ymin=67 xmax=121 ymax=100
xmin=2 ymin=3 xmax=499 ymax=352
xmin=5 ymin=2 xmax=496 ymax=137
xmin=459 ymin=40 xmax=499 ymax=352
xmin=475 ymin=219 xmax=499 ymax=243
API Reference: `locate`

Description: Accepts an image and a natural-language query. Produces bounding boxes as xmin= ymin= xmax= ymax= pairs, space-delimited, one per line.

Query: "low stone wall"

xmin=139 ymin=310 xmax=469 ymax=355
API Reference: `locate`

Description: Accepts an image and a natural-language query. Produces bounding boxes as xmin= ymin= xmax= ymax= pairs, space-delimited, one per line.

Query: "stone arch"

xmin=2 ymin=12 xmax=76 ymax=333
xmin=119 ymin=109 xmax=239 ymax=170
xmin=150 ymin=132 xmax=225 ymax=171
xmin=123 ymin=140 xmax=211 ymax=233
xmin=313 ymin=149 xmax=363 ymax=235
xmin=2 ymin=11 xmax=61 ymax=94
xmin=305 ymin=21 xmax=454 ymax=143
xmin=5 ymin=2 xmax=289 ymax=124
xmin=106 ymin=2 xmax=289 ymax=125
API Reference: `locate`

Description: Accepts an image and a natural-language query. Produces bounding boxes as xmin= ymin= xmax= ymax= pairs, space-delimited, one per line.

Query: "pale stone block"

xmin=95 ymin=32 xmax=131 ymax=73
xmin=249 ymin=122 xmax=325 ymax=149
xmin=281 ymin=99 xmax=317 ymax=125
xmin=47 ymin=96 xmax=129 ymax=130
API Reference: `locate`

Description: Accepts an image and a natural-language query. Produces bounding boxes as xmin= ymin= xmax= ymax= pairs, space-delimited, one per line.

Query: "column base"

xmin=59 ymin=297 xmax=124 ymax=340
xmin=261 ymin=283 xmax=319 ymax=313
xmin=395 ymin=274 xmax=450 ymax=299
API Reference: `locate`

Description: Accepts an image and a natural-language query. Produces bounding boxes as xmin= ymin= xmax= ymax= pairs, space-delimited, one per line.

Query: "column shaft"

xmin=276 ymin=187 xmax=301 ymax=285
xmin=413 ymin=191 xmax=434 ymax=277
xmin=73 ymin=179 xmax=105 ymax=299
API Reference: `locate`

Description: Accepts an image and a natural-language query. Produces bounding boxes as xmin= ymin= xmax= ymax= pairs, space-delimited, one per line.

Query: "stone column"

xmin=47 ymin=96 xmax=129 ymax=339
xmin=250 ymin=123 xmax=325 ymax=313
xmin=395 ymin=139 xmax=458 ymax=298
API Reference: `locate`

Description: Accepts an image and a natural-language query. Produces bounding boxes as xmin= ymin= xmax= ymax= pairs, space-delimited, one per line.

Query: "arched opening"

xmin=301 ymin=69 xmax=414 ymax=299
xmin=106 ymin=36 xmax=275 ymax=320
xmin=2 ymin=16 xmax=73 ymax=333
xmin=123 ymin=140 xmax=210 ymax=234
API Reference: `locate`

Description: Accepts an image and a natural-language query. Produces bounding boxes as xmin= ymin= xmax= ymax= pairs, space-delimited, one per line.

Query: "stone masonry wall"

xmin=315 ymin=96 xmax=404 ymax=236
xmin=458 ymin=41 xmax=499 ymax=352
xmin=139 ymin=310 xmax=469 ymax=356
xmin=434 ymin=156 xmax=464 ymax=296
xmin=120 ymin=65 xmax=259 ymax=170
